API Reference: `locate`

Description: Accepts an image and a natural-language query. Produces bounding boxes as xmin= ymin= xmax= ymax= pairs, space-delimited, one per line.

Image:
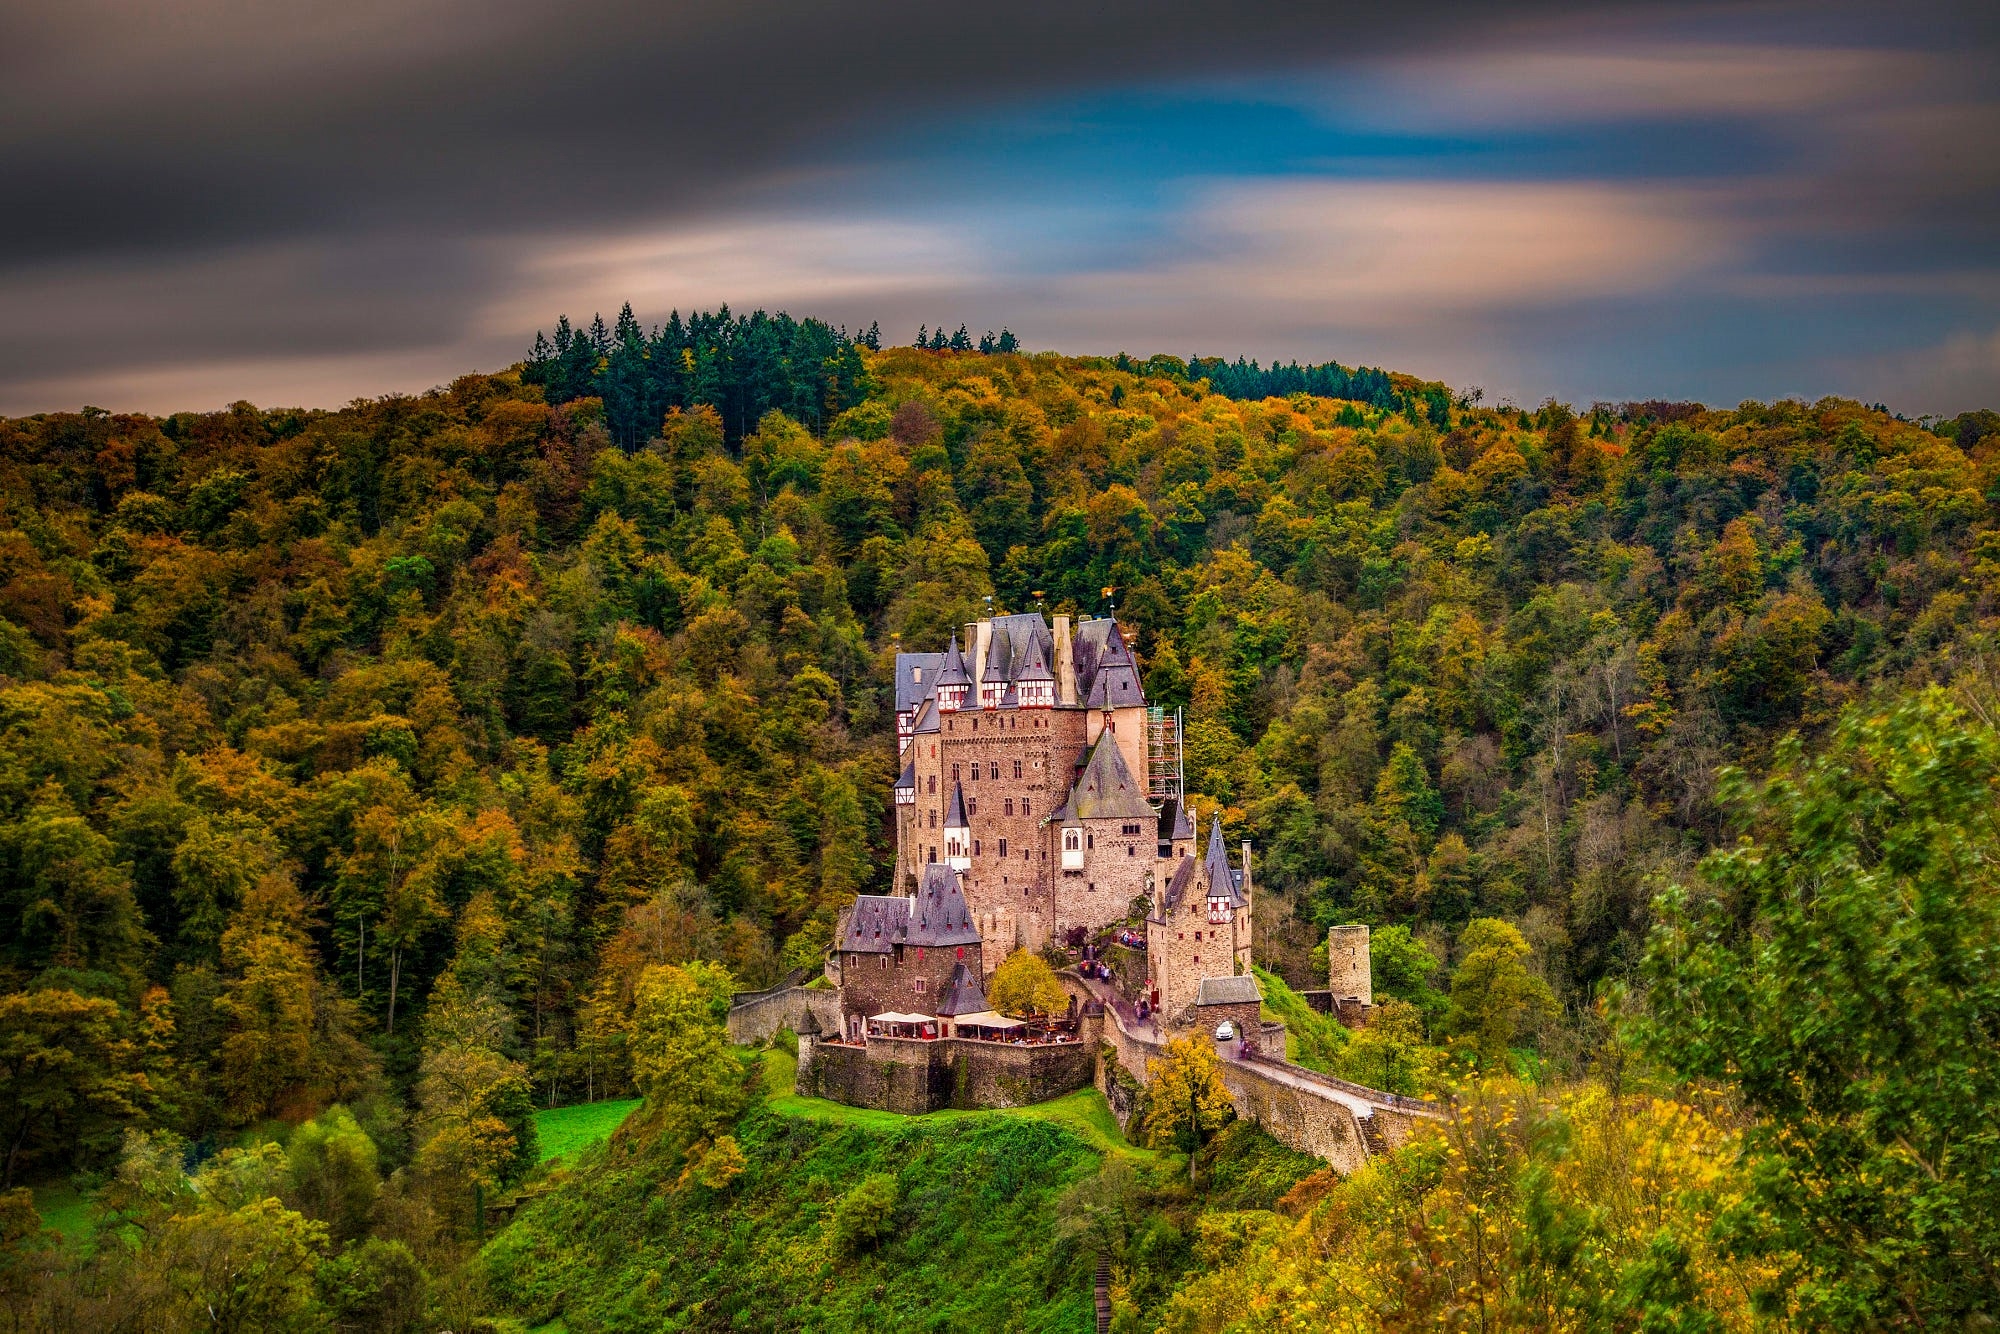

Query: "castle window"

xmin=969 ymin=763 xmax=977 ymax=782
xmin=1086 ymin=833 xmax=1094 ymax=849
xmin=928 ymin=776 xmax=936 ymax=795
xmin=1193 ymin=954 xmax=1199 ymax=964
xmin=1064 ymin=830 xmax=1079 ymax=851
xmin=952 ymin=764 xmax=960 ymax=781
xmin=1004 ymin=799 xmax=1014 ymax=816
xmin=1127 ymin=846 xmax=1134 ymax=856
xmin=999 ymin=838 xmax=1008 ymax=856
xmin=880 ymin=956 xmax=888 ymax=969
xmin=969 ymin=798 xmax=977 ymax=816
xmin=1014 ymin=760 xmax=1023 ymax=778
xmin=928 ymin=811 xmax=936 ymax=828
xmin=914 ymin=977 xmax=927 ymax=994
xmin=974 ymin=839 xmax=981 ymax=855
xmin=956 ymin=946 xmax=964 ymax=960
xmin=1022 ymin=799 xmax=1031 ymax=817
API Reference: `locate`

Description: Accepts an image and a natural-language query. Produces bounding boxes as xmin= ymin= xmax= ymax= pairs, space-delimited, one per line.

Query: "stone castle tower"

xmin=891 ymin=612 xmax=1178 ymax=965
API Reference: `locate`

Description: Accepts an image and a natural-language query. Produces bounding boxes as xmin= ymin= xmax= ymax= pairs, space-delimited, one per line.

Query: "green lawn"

xmin=758 ymin=1046 xmax=1158 ymax=1161
xmin=33 ymin=1182 xmax=92 ymax=1243
xmin=532 ymin=1098 xmax=642 ymax=1164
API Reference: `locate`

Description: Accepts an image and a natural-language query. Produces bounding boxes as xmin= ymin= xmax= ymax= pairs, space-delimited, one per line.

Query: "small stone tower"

xmin=1328 ymin=924 xmax=1372 ymax=1005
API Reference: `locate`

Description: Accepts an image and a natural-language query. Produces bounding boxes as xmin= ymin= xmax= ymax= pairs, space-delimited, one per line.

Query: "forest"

xmin=0 ymin=312 xmax=1996 ymax=1328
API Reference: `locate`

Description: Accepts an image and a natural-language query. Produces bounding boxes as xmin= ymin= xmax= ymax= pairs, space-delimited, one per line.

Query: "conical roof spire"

xmin=934 ymin=633 xmax=970 ymax=687
xmin=1204 ymin=812 xmax=1243 ymax=904
xmin=944 ymin=781 xmax=970 ymax=830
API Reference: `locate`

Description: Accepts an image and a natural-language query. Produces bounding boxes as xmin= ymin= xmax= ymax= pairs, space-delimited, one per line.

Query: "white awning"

xmin=952 ymin=1010 xmax=1024 ymax=1030
xmin=869 ymin=1011 xmax=936 ymax=1025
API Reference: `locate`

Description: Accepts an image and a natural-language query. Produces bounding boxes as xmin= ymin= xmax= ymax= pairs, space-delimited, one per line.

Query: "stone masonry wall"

xmin=798 ymin=1036 xmax=1095 ymax=1114
xmin=726 ymin=985 xmax=842 ymax=1045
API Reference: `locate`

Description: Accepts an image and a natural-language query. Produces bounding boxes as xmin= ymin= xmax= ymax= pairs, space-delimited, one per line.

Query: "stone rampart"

xmin=726 ymin=984 xmax=842 ymax=1045
xmin=1217 ymin=1062 xmax=1366 ymax=1173
xmin=798 ymin=1036 xmax=1094 ymax=1114
xmin=1066 ymin=970 xmax=1443 ymax=1172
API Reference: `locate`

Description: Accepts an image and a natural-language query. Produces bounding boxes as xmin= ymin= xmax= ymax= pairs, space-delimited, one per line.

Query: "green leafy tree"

xmin=1444 ymin=918 xmax=1556 ymax=1070
xmin=1646 ymin=688 xmax=2000 ymax=1325
xmin=285 ymin=1104 xmax=380 ymax=1242
xmin=829 ymin=1172 xmax=899 ymax=1255
xmin=628 ymin=962 xmax=744 ymax=1157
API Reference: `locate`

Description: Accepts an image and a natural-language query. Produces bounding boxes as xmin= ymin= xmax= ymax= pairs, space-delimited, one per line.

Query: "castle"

xmin=863 ymin=611 xmax=1254 ymax=1031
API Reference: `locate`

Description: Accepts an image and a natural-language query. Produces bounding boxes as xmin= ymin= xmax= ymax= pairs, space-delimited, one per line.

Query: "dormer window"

xmin=913 ymin=667 xmax=923 ymax=683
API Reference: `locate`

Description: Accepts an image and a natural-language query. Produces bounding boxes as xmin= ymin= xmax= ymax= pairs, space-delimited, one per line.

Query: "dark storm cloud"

xmin=0 ymin=0 xmax=1611 ymax=269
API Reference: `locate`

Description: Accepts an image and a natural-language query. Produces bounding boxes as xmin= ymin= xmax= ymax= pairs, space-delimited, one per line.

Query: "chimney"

xmin=1052 ymin=614 xmax=1077 ymax=706
xmin=973 ymin=619 xmax=993 ymax=706
xmin=1240 ymin=841 xmax=1252 ymax=900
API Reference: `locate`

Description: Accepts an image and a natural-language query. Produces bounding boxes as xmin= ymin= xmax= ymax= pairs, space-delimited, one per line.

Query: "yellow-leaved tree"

xmin=1144 ymin=1036 xmax=1233 ymax=1182
xmin=987 ymin=951 xmax=1067 ymax=1018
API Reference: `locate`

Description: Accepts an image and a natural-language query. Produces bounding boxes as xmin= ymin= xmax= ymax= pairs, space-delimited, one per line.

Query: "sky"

xmin=2 ymin=0 xmax=1996 ymax=418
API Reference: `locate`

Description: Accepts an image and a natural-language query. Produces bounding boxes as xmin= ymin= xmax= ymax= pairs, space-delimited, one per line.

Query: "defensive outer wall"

xmin=1068 ymin=974 xmax=1441 ymax=1174
xmin=726 ymin=976 xmax=843 ymax=1045
xmin=797 ymin=1034 xmax=1097 ymax=1115
xmin=725 ymin=973 xmax=1442 ymax=1173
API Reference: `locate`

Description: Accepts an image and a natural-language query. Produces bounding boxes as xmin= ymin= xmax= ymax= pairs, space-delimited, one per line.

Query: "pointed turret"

xmin=1204 ymin=813 xmax=1248 ymax=918
xmin=934 ymin=633 xmax=970 ymax=712
xmin=1014 ymin=630 xmax=1054 ymax=707
xmin=943 ymin=782 xmax=971 ymax=871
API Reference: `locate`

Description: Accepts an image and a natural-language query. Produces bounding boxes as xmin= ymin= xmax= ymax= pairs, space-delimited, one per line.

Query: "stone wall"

xmin=1219 ymin=1061 xmax=1367 ymax=1176
xmin=725 ymin=984 xmax=842 ymax=1045
xmin=798 ymin=1036 xmax=1095 ymax=1114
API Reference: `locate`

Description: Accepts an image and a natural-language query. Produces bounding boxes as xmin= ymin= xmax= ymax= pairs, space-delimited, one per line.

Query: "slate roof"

xmin=1203 ymin=814 xmax=1249 ymax=907
xmin=936 ymin=961 xmax=989 ymax=1017
xmin=1071 ymin=616 xmax=1145 ymax=709
xmin=944 ymin=781 xmax=969 ymax=829
xmin=1014 ymin=632 xmax=1054 ymax=683
xmin=1160 ymin=797 xmax=1195 ymax=843
xmin=933 ymin=633 xmax=970 ymax=687
xmin=894 ymin=652 xmax=945 ymax=713
xmin=894 ymin=760 xmax=917 ymax=795
xmin=911 ymin=694 xmax=940 ymax=735
xmin=908 ymin=863 xmax=982 ymax=945
xmin=1050 ymin=731 xmax=1155 ymax=822
xmin=1158 ymin=854 xmax=1197 ymax=914
xmin=840 ymin=865 xmax=982 ymax=954
xmin=845 ymin=895 xmax=913 ymax=954
xmin=1196 ymin=975 xmax=1261 ymax=1006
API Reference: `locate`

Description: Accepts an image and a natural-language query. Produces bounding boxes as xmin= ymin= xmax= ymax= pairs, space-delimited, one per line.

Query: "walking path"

xmin=1071 ymin=969 xmax=1444 ymax=1127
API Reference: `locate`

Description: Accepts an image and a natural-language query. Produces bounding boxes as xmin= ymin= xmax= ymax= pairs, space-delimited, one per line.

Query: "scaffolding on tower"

xmin=1146 ymin=706 xmax=1183 ymax=802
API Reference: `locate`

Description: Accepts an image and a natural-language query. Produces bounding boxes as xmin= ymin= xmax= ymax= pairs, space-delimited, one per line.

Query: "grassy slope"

xmin=534 ymin=1099 xmax=643 ymax=1164
xmin=486 ymin=1046 xmax=1176 ymax=1331
xmin=1255 ymin=966 xmax=1349 ymax=1073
